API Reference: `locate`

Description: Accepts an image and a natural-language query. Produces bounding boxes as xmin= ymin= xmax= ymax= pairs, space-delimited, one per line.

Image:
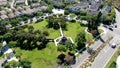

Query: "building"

xmin=0 ymin=0 xmax=7 ymax=6
xmin=69 ymin=2 xmax=89 ymax=13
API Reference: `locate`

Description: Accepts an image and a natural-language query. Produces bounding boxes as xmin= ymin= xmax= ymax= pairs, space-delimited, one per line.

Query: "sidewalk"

xmin=71 ymin=32 xmax=109 ymax=68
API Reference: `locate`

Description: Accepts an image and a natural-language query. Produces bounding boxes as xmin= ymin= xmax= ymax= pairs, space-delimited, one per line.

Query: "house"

xmin=8 ymin=13 xmax=15 ymax=18
xmin=0 ymin=10 xmax=7 ymax=15
xmin=0 ymin=14 xmax=9 ymax=20
xmin=88 ymin=3 xmax=99 ymax=15
xmin=101 ymin=5 xmax=111 ymax=14
xmin=31 ymin=3 xmax=40 ymax=7
xmin=64 ymin=0 xmax=75 ymax=3
xmin=14 ymin=10 xmax=23 ymax=16
xmin=0 ymin=0 xmax=7 ymax=6
xmin=16 ymin=0 xmax=25 ymax=4
xmin=69 ymin=2 xmax=89 ymax=13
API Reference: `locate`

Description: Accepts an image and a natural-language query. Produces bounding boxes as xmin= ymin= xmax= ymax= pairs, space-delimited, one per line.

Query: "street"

xmin=71 ymin=8 xmax=120 ymax=68
xmin=91 ymin=8 xmax=120 ymax=68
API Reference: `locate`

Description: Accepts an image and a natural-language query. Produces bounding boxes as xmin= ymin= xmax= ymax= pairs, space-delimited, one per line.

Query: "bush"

xmin=109 ymin=62 xmax=116 ymax=68
xmin=57 ymin=45 xmax=67 ymax=52
xmin=64 ymin=10 xmax=70 ymax=15
xmin=8 ymin=41 xmax=17 ymax=48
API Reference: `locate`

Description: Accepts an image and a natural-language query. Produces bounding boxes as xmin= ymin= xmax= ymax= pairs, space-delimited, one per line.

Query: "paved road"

xmin=71 ymin=30 xmax=111 ymax=68
xmin=91 ymin=37 xmax=120 ymax=68
xmin=91 ymin=8 xmax=120 ymax=68
xmin=71 ymin=8 xmax=120 ymax=68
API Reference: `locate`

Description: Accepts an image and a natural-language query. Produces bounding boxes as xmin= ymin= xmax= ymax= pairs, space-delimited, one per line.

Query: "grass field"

xmin=16 ymin=19 xmax=93 ymax=68
xmin=16 ymin=42 xmax=58 ymax=68
xmin=105 ymin=47 xmax=120 ymax=68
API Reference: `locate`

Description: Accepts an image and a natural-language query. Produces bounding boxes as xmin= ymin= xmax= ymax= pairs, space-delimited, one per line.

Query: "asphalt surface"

xmin=71 ymin=8 xmax=120 ymax=68
xmin=91 ymin=37 xmax=120 ymax=68
xmin=71 ymin=31 xmax=110 ymax=68
xmin=91 ymin=8 xmax=120 ymax=68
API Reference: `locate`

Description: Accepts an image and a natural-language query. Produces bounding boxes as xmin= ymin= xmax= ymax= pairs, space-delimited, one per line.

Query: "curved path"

xmin=11 ymin=0 xmax=15 ymax=8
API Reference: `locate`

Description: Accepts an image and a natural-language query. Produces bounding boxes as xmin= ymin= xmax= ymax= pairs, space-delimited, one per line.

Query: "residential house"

xmin=69 ymin=2 xmax=89 ymax=13
xmin=0 ymin=0 xmax=7 ymax=6
xmin=8 ymin=13 xmax=15 ymax=18
xmin=0 ymin=14 xmax=8 ymax=20
xmin=88 ymin=3 xmax=99 ymax=15
xmin=15 ymin=0 xmax=25 ymax=5
xmin=0 ymin=10 xmax=7 ymax=15
xmin=101 ymin=5 xmax=111 ymax=14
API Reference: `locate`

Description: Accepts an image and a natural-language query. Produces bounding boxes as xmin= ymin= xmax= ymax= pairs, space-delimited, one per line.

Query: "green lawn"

xmin=15 ymin=42 xmax=58 ymax=68
xmin=105 ymin=47 xmax=120 ymax=68
xmin=16 ymin=20 xmax=93 ymax=68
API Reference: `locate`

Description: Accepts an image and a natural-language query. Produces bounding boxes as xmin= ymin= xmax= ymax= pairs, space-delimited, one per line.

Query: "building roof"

xmin=0 ymin=14 xmax=8 ymax=19
xmin=0 ymin=10 xmax=7 ymax=15
xmin=0 ymin=0 xmax=7 ymax=5
xmin=16 ymin=0 xmax=25 ymax=3
xmin=8 ymin=13 xmax=15 ymax=18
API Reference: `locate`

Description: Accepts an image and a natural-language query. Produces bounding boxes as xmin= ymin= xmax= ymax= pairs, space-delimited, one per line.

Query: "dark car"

xmin=109 ymin=28 xmax=113 ymax=31
xmin=115 ymin=25 xmax=117 ymax=28
xmin=103 ymin=25 xmax=107 ymax=28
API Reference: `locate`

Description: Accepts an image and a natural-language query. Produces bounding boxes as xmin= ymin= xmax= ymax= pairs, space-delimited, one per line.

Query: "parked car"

xmin=111 ymin=43 xmax=116 ymax=48
xmin=109 ymin=27 xmax=113 ymax=31
xmin=103 ymin=25 xmax=107 ymax=28
xmin=115 ymin=25 xmax=117 ymax=28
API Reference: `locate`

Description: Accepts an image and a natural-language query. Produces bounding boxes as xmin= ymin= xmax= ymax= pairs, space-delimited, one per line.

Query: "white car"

xmin=111 ymin=43 xmax=116 ymax=48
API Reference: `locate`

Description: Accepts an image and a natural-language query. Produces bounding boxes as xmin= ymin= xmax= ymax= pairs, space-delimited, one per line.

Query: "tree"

xmin=57 ymin=53 xmax=66 ymax=64
xmin=28 ymin=26 xmax=34 ymax=33
xmin=43 ymin=30 xmax=49 ymax=36
xmin=0 ymin=25 xmax=7 ymax=35
xmin=57 ymin=45 xmax=67 ymax=52
xmin=64 ymin=10 xmax=70 ymax=15
xmin=10 ymin=19 xmax=18 ymax=26
xmin=75 ymin=31 xmax=86 ymax=50
xmin=8 ymin=41 xmax=17 ymax=48
xmin=3 ymin=32 xmax=13 ymax=42
xmin=4 ymin=60 xmax=19 ymax=68
xmin=19 ymin=59 xmax=31 ymax=68
xmin=47 ymin=15 xmax=67 ymax=29
xmin=44 ymin=5 xmax=53 ymax=13
xmin=36 ymin=11 xmax=43 ymax=16
xmin=2 ymin=20 xmax=10 ymax=26
xmin=109 ymin=61 xmax=116 ymax=68
xmin=65 ymin=40 xmax=76 ymax=51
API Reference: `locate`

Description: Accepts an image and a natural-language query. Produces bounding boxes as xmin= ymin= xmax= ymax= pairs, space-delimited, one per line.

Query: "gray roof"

xmin=16 ymin=0 xmax=25 ymax=3
xmin=0 ymin=14 xmax=8 ymax=19
xmin=0 ymin=0 xmax=7 ymax=5
xmin=0 ymin=10 xmax=7 ymax=15
xmin=8 ymin=13 xmax=15 ymax=18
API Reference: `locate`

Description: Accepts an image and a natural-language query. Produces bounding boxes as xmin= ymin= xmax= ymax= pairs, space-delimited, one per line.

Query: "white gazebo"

xmin=116 ymin=56 xmax=120 ymax=68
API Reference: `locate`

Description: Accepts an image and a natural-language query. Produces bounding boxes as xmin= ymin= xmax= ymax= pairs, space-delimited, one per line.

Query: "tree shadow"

xmin=99 ymin=36 xmax=105 ymax=43
xmin=92 ymin=29 xmax=105 ymax=43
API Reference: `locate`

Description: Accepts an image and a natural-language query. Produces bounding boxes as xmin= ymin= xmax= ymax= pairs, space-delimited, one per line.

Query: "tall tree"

xmin=19 ymin=59 xmax=31 ymax=68
xmin=75 ymin=31 xmax=86 ymax=50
